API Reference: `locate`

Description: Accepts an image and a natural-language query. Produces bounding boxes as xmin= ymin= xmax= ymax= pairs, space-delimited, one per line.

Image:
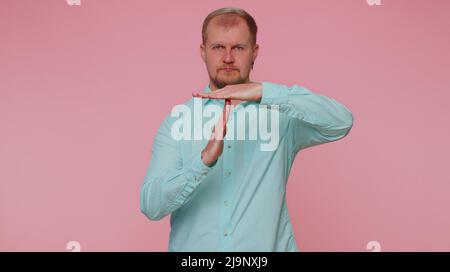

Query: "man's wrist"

xmin=201 ymin=150 xmax=217 ymax=167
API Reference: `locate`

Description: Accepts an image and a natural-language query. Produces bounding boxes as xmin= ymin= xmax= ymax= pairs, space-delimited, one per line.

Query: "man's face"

xmin=200 ymin=16 xmax=259 ymax=90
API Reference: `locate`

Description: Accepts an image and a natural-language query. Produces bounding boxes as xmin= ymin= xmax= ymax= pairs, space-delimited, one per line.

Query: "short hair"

xmin=201 ymin=7 xmax=258 ymax=46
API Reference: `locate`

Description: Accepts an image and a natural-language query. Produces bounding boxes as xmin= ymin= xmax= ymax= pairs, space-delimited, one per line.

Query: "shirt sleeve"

xmin=260 ymin=81 xmax=354 ymax=153
xmin=140 ymin=114 xmax=214 ymax=221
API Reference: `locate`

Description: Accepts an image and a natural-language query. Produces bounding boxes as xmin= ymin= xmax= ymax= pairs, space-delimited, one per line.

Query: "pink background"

xmin=1 ymin=0 xmax=449 ymax=252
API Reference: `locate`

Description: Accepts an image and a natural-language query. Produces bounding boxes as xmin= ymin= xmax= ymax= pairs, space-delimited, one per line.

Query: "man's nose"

xmin=222 ymin=49 xmax=235 ymax=63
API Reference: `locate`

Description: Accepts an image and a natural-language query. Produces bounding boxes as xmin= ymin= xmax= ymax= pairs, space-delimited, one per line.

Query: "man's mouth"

xmin=220 ymin=68 xmax=237 ymax=72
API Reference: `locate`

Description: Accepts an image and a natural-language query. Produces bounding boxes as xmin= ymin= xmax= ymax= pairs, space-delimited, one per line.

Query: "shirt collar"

xmin=203 ymin=84 xmax=223 ymax=106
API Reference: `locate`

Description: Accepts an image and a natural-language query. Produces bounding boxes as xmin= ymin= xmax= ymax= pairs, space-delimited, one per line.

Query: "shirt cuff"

xmin=183 ymin=152 xmax=213 ymax=183
xmin=173 ymin=153 xmax=213 ymax=206
xmin=260 ymin=82 xmax=289 ymax=105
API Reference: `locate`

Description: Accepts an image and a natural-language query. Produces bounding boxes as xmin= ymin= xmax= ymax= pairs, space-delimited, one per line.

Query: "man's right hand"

xmin=201 ymin=99 xmax=231 ymax=166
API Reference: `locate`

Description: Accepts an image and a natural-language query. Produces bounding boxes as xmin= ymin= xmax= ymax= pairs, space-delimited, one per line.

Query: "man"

xmin=140 ymin=7 xmax=353 ymax=252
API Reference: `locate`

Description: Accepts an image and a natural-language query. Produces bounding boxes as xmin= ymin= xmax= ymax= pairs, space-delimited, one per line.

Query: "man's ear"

xmin=252 ymin=44 xmax=259 ymax=63
xmin=200 ymin=43 xmax=206 ymax=63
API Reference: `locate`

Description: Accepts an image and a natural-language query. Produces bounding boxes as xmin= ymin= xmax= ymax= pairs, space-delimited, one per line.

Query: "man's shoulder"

xmin=159 ymin=97 xmax=202 ymax=125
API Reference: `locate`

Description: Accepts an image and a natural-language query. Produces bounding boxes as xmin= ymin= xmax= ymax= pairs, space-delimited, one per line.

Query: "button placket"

xmin=219 ymin=134 xmax=235 ymax=250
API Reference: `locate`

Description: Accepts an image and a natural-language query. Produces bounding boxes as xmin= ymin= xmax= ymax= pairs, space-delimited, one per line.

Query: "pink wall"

xmin=1 ymin=0 xmax=449 ymax=251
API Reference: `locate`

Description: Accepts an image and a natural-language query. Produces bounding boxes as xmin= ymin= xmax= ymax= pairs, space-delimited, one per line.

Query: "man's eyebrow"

xmin=209 ymin=43 xmax=249 ymax=48
xmin=209 ymin=43 xmax=221 ymax=48
xmin=233 ymin=43 xmax=248 ymax=48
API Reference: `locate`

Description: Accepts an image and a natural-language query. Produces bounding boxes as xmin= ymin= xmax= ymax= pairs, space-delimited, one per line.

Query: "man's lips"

xmin=220 ymin=68 xmax=238 ymax=72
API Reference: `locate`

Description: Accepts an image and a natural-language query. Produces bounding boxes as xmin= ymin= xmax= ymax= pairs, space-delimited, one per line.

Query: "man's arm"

xmin=140 ymin=115 xmax=213 ymax=221
xmin=193 ymin=81 xmax=354 ymax=153
xmin=260 ymin=82 xmax=354 ymax=152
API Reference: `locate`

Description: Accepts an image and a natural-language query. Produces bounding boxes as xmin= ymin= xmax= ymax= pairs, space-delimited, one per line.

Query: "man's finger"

xmin=221 ymin=99 xmax=231 ymax=137
xmin=192 ymin=90 xmax=231 ymax=100
xmin=224 ymin=99 xmax=231 ymax=123
xmin=211 ymin=99 xmax=231 ymax=140
xmin=192 ymin=92 xmax=210 ymax=98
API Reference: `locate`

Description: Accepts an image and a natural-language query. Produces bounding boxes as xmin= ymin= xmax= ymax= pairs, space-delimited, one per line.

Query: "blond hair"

xmin=201 ymin=7 xmax=258 ymax=45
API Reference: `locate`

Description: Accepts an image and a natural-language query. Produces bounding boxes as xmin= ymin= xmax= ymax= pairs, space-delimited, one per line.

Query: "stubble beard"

xmin=211 ymin=70 xmax=248 ymax=89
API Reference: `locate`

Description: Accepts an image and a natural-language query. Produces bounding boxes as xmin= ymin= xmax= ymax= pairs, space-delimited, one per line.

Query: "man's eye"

xmin=213 ymin=46 xmax=223 ymax=50
xmin=234 ymin=47 xmax=244 ymax=50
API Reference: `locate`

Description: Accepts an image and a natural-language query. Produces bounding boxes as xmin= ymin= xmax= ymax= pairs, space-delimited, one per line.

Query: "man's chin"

xmin=214 ymin=77 xmax=246 ymax=88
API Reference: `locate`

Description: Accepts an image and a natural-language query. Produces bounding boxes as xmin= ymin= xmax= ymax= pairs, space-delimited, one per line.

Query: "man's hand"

xmin=196 ymin=83 xmax=262 ymax=166
xmin=192 ymin=82 xmax=262 ymax=102
xmin=201 ymin=99 xmax=232 ymax=166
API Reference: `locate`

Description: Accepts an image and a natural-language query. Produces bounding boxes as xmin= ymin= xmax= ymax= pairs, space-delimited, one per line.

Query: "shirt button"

xmin=225 ymin=171 xmax=231 ymax=177
xmin=195 ymin=176 xmax=200 ymax=182
xmin=224 ymin=201 xmax=228 ymax=206
xmin=227 ymin=145 xmax=231 ymax=149
xmin=224 ymin=232 xmax=228 ymax=236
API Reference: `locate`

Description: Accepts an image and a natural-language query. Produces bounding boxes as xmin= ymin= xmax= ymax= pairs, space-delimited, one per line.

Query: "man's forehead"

xmin=206 ymin=26 xmax=251 ymax=46
xmin=205 ymin=15 xmax=251 ymax=45
xmin=207 ymin=31 xmax=251 ymax=46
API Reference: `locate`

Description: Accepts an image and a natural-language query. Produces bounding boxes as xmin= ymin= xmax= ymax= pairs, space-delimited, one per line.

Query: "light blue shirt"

xmin=140 ymin=81 xmax=353 ymax=251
